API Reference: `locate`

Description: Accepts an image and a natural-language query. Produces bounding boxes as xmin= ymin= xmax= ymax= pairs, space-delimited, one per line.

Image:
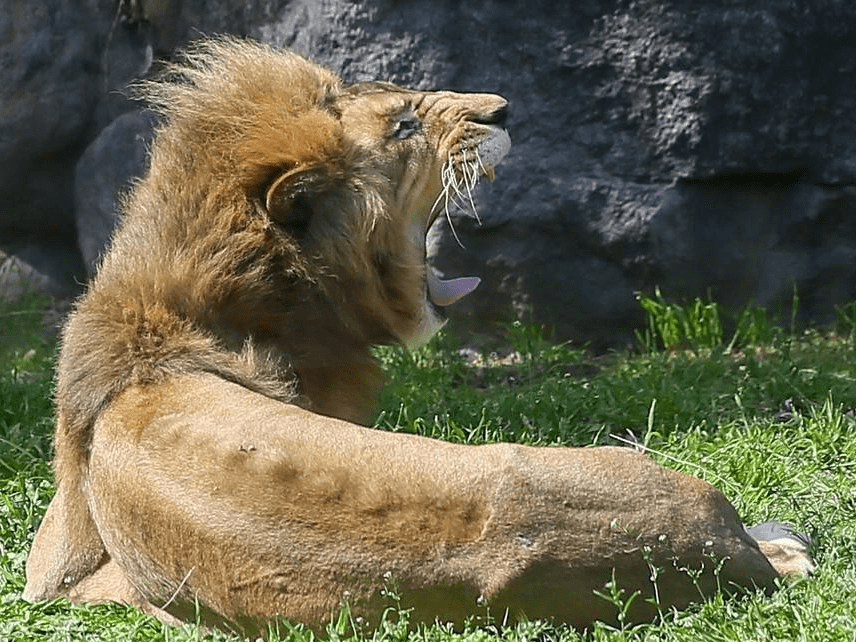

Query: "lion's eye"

xmin=392 ymin=116 xmax=420 ymax=140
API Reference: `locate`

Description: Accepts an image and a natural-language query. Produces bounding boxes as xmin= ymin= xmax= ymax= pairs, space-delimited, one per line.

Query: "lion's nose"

xmin=472 ymin=102 xmax=509 ymax=126
xmin=490 ymin=103 xmax=509 ymax=126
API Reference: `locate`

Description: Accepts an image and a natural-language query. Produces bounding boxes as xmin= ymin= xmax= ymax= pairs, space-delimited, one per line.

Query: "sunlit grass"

xmin=1 ymin=292 xmax=854 ymax=641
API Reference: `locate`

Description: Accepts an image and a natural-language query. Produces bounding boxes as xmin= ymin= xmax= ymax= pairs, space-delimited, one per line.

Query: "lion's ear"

xmin=263 ymin=165 xmax=328 ymax=238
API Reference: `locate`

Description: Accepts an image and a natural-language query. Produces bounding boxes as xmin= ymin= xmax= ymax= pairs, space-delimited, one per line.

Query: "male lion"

xmin=24 ymin=38 xmax=812 ymax=636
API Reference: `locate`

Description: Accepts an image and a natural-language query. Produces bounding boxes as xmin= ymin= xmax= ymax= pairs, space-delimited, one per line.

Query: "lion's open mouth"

xmin=425 ymin=125 xmax=511 ymax=309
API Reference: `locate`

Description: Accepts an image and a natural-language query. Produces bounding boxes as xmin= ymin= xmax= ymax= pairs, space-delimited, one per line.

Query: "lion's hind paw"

xmin=747 ymin=521 xmax=816 ymax=577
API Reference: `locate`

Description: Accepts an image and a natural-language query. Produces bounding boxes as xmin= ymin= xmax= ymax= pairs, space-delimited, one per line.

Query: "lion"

xmin=23 ymin=37 xmax=812 ymax=637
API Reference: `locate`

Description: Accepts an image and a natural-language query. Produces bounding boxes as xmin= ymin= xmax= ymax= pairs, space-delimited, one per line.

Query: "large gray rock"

xmin=58 ymin=1 xmax=856 ymax=346
xmin=75 ymin=111 xmax=155 ymax=271
xmin=257 ymin=0 xmax=856 ymax=345
xmin=0 ymin=0 xmax=106 ymax=240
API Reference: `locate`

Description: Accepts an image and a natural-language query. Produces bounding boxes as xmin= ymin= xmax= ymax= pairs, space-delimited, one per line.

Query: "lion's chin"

xmin=403 ymin=298 xmax=448 ymax=350
xmin=401 ymin=270 xmax=479 ymax=350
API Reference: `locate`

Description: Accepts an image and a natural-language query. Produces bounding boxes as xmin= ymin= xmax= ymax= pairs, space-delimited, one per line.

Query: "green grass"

xmin=1 ymin=291 xmax=855 ymax=641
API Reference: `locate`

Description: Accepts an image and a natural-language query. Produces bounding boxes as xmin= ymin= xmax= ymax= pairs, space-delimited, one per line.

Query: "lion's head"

xmin=66 ymin=37 xmax=509 ymax=427
xmin=329 ymin=78 xmax=510 ymax=348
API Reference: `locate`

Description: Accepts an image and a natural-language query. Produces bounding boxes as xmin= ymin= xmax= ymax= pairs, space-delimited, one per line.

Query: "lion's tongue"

xmin=427 ymin=270 xmax=481 ymax=307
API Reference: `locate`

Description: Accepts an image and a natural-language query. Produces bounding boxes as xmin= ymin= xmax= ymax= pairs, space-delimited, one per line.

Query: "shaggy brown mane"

xmin=63 ymin=40 xmax=394 ymax=444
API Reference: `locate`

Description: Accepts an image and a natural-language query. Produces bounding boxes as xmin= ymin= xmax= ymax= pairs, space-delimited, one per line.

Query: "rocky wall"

xmin=3 ymin=0 xmax=856 ymax=347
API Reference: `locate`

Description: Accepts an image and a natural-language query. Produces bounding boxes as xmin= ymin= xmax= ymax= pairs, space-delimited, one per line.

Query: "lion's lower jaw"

xmin=402 ymin=269 xmax=482 ymax=348
xmin=401 ymin=299 xmax=448 ymax=349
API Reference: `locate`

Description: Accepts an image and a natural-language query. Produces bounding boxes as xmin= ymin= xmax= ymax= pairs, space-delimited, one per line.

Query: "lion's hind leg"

xmin=65 ymin=557 xmax=185 ymax=627
xmin=23 ymin=477 xmax=182 ymax=628
xmin=23 ymin=477 xmax=106 ymax=603
xmin=747 ymin=522 xmax=815 ymax=577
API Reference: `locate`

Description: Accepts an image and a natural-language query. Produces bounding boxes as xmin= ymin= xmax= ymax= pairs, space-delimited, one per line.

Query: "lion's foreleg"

xmin=82 ymin=375 xmax=809 ymax=632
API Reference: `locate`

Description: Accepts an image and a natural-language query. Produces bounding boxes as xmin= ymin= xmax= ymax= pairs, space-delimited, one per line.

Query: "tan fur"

xmin=23 ymin=37 xmax=811 ymax=637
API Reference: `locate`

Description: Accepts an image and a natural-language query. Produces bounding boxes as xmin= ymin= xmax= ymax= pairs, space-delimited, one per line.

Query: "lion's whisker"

xmin=474 ymin=147 xmax=494 ymax=185
xmin=475 ymin=147 xmax=491 ymax=178
xmin=429 ymin=158 xmax=455 ymax=219
xmin=445 ymin=209 xmax=465 ymax=248
xmin=429 ymin=153 xmax=483 ymax=248
xmin=462 ymin=150 xmax=482 ymax=225
xmin=460 ymin=151 xmax=478 ymax=215
xmin=429 ymin=194 xmax=446 ymax=221
xmin=451 ymin=157 xmax=467 ymax=194
xmin=438 ymin=158 xmax=466 ymax=248
xmin=429 ymin=175 xmax=448 ymax=218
